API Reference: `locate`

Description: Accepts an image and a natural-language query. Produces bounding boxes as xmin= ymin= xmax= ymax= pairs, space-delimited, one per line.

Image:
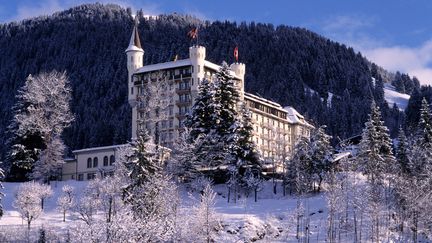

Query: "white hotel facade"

xmin=61 ymin=23 xmax=312 ymax=181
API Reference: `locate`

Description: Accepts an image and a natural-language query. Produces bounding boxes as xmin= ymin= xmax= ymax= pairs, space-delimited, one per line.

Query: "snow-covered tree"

xmin=323 ymin=168 xmax=344 ymax=242
xmin=97 ymin=174 xmax=124 ymax=223
xmin=285 ymin=137 xmax=311 ymax=194
xmin=8 ymin=71 xmax=74 ymax=181
xmin=168 ymin=128 xmax=203 ymax=181
xmin=57 ymin=185 xmax=74 ymax=222
xmin=37 ymin=183 xmax=53 ymax=210
xmin=227 ymin=168 xmax=240 ymax=203
xmin=190 ymin=176 xmax=213 ymax=194
xmin=13 ymin=182 xmax=44 ymax=229
xmin=75 ymin=189 xmax=101 ymax=226
xmin=185 ymin=78 xmax=218 ymax=140
xmin=358 ymin=101 xmax=395 ymax=184
xmin=192 ymin=184 xmax=219 ymax=243
xmin=416 ymin=97 xmax=432 ymax=145
xmin=410 ymin=98 xmax=432 ymax=181
xmin=121 ymin=128 xmax=179 ymax=241
xmin=396 ymin=127 xmax=410 ymax=175
xmin=137 ymin=71 xmax=174 ymax=145
xmin=356 ymin=101 xmax=398 ymax=241
xmin=31 ymin=136 xmax=65 ymax=183
xmin=123 ymin=129 xmax=162 ymax=213
xmin=308 ymin=125 xmax=333 ymax=192
xmin=235 ymin=104 xmax=261 ymax=174
xmin=243 ymin=168 xmax=262 ymax=202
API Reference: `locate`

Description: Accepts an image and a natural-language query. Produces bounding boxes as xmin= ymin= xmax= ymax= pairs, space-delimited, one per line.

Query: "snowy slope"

xmin=384 ymin=83 xmax=410 ymax=110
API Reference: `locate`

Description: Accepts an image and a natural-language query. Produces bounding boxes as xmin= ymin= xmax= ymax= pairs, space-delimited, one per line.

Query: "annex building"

xmin=61 ymin=23 xmax=312 ymax=181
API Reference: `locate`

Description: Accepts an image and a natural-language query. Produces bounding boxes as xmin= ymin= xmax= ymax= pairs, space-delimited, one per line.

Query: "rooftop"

xmin=73 ymin=144 xmax=128 ymax=154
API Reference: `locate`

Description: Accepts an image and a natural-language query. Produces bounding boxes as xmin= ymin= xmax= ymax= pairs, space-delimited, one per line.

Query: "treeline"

xmin=0 ymin=3 xmax=423 ymax=161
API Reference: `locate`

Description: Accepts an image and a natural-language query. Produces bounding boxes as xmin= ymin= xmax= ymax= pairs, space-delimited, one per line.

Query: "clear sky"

xmin=1 ymin=0 xmax=432 ymax=84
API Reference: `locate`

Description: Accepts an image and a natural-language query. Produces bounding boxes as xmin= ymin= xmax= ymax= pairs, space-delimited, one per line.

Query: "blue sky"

xmin=1 ymin=0 xmax=432 ymax=84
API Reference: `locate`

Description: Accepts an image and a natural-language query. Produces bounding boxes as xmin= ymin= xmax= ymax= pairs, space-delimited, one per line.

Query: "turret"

xmin=125 ymin=19 xmax=144 ymax=106
xmin=125 ymin=18 xmax=144 ymax=140
xmin=230 ymin=62 xmax=246 ymax=96
xmin=189 ymin=45 xmax=206 ymax=98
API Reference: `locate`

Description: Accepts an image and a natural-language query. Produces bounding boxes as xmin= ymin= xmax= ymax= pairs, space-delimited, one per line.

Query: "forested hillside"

xmin=0 ymin=3 xmax=421 ymax=160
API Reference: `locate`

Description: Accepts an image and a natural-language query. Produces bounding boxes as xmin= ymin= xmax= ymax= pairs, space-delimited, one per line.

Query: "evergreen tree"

xmin=358 ymin=101 xmax=395 ymax=184
xmin=122 ymin=129 xmax=162 ymax=216
xmin=185 ymin=79 xmax=218 ymax=140
xmin=396 ymin=127 xmax=410 ymax=175
xmin=409 ymin=98 xmax=432 ymax=181
xmin=234 ymin=104 xmax=261 ymax=177
xmin=416 ymin=97 xmax=432 ymax=145
xmin=168 ymin=128 xmax=203 ymax=181
xmin=214 ymin=62 xmax=240 ymax=137
xmin=308 ymin=125 xmax=333 ymax=192
xmin=285 ymin=137 xmax=311 ymax=194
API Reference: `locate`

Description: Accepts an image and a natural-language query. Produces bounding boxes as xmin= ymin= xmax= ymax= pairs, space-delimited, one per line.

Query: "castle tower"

xmin=230 ymin=62 xmax=246 ymax=99
xmin=189 ymin=45 xmax=206 ymax=101
xmin=125 ymin=19 xmax=144 ymax=139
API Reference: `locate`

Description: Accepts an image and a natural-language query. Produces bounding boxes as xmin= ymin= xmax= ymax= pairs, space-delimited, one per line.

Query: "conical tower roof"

xmin=125 ymin=17 xmax=143 ymax=52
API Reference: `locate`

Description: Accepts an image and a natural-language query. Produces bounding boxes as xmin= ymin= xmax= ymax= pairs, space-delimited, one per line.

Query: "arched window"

xmin=87 ymin=158 xmax=92 ymax=168
xmin=110 ymin=155 xmax=115 ymax=166
xmin=103 ymin=156 xmax=108 ymax=166
xmin=93 ymin=157 xmax=98 ymax=167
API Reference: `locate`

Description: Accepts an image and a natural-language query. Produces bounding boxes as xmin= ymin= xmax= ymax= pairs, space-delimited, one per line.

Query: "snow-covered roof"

xmin=244 ymin=93 xmax=283 ymax=109
xmin=73 ymin=144 xmax=128 ymax=154
xmin=136 ymin=58 xmax=241 ymax=79
xmin=284 ymin=106 xmax=314 ymax=127
xmin=332 ymin=151 xmax=351 ymax=162
xmin=284 ymin=106 xmax=304 ymax=122
xmin=136 ymin=59 xmax=192 ymax=73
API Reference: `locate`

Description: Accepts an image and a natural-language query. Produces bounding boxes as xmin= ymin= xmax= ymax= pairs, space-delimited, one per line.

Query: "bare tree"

xmin=137 ymin=71 xmax=174 ymax=146
xmin=13 ymin=182 xmax=46 ymax=229
xmin=57 ymin=185 xmax=75 ymax=222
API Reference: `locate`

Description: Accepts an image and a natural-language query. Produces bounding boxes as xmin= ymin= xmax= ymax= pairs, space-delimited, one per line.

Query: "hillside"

xmin=0 ymin=3 xmax=419 ymax=160
xmin=384 ymin=83 xmax=410 ymax=110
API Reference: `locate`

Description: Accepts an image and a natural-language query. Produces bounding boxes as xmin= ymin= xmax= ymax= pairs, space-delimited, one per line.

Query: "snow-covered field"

xmin=384 ymin=83 xmax=410 ymax=110
xmin=0 ymin=180 xmax=329 ymax=242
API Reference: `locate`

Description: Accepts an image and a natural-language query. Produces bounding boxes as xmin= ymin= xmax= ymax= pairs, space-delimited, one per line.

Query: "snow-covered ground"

xmin=384 ymin=83 xmax=410 ymax=110
xmin=0 ymin=180 xmax=329 ymax=242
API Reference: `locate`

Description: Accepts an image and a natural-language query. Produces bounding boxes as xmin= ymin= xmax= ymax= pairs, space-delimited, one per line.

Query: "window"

xmin=78 ymin=174 xmax=83 ymax=181
xmin=179 ymin=106 xmax=189 ymax=115
xmin=169 ymin=119 xmax=173 ymax=128
xmin=103 ymin=156 xmax=108 ymax=166
xmin=87 ymin=158 xmax=92 ymax=168
xmin=93 ymin=157 xmax=98 ymax=167
xmin=110 ymin=155 xmax=115 ymax=166
xmin=131 ymin=87 xmax=133 ymax=95
xmin=87 ymin=173 xmax=96 ymax=180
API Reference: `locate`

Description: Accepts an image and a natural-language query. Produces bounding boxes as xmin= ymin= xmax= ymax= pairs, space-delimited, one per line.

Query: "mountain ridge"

xmin=0 ymin=3 xmax=419 ymax=160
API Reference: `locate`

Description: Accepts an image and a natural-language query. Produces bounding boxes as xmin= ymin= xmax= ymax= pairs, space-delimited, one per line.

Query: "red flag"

xmin=187 ymin=27 xmax=198 ymax=39
xmin=234 ymin=46 xmax=239 ymax=62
